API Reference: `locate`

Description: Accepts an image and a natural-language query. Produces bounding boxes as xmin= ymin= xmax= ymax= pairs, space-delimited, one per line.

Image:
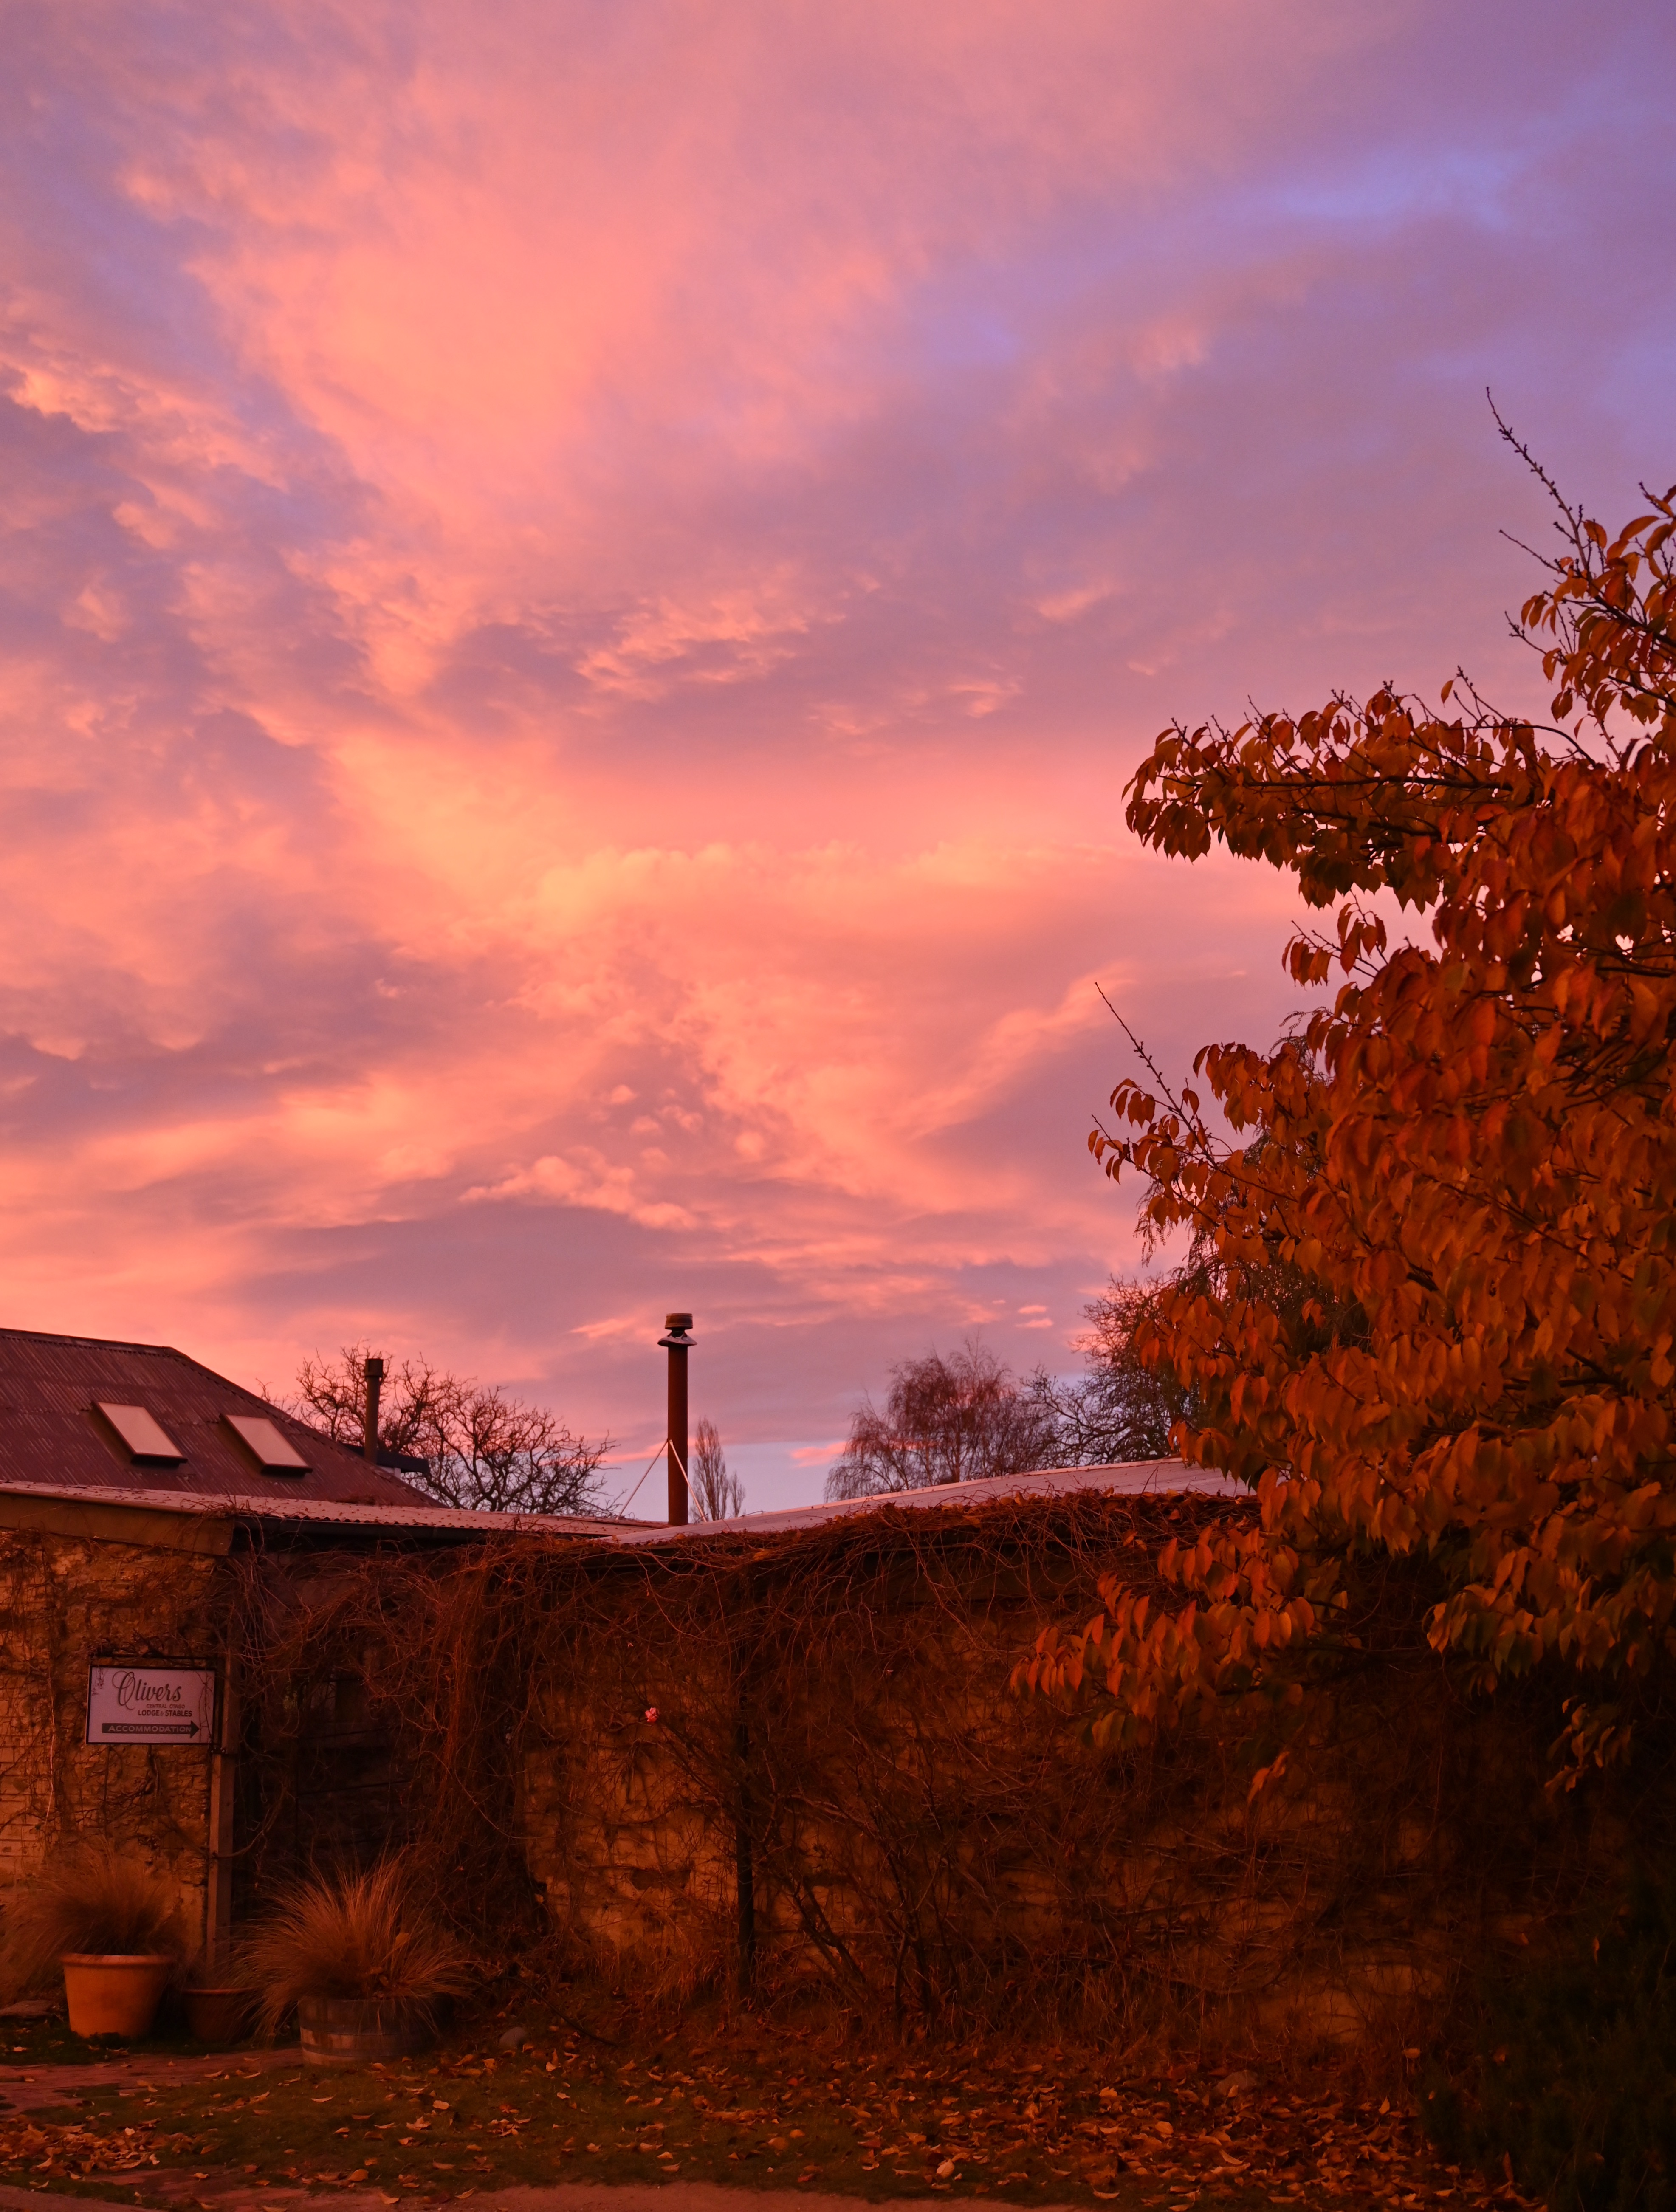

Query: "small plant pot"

xmin=297 ymin=1994 xmax=435 ymax=2068
xmin=184 ymin=1986 xmax=254 ymax=2045
xmin=60 ymin=1955 xmax=172 ymax=2040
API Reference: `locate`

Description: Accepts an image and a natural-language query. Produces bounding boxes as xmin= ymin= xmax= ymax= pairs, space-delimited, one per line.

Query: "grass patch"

xmin=0 ymin=2009 xmax=1526 ymax=2210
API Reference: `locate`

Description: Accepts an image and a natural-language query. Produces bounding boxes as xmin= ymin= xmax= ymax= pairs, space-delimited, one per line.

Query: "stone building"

xmin=4 ymin=1321 xmax=1302 ymax=2027
xmin=0 ymin=1326 xmax=628 ymax=1964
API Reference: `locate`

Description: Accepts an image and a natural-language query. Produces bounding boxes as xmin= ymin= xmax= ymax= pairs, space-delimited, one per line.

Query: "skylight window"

xmin=94 ymin=1403 xmax=184 ymax=1463
xmin=223 ymin=1414 xmax=309 ymax=1474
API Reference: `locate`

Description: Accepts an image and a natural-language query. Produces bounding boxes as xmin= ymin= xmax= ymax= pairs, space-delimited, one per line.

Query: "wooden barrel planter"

xmin=61 ymin=1955 xmax=172 ymax=2040
xmin=297 ymin=1995 xmax=433 ymax=2067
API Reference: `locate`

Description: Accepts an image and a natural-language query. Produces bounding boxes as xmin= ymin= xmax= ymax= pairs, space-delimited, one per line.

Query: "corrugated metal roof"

xmin=0 ymin=1413 xmax=1243 ymax=1549
xmin=0 ymin=1478 xmax=643 ymax=1538
xmin=0 ymin=1329 xmax=435 ymax=1510
xmin=620 ymin=1457 xmax=1244 ymax=1546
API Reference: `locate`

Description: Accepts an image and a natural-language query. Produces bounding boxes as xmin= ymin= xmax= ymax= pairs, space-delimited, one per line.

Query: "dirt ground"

xmin=0 ymin=2014 xmax=1533 ymax=2212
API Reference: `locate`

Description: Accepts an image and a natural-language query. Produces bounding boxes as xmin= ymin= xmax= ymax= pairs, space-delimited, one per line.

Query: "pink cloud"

xmin=0 ymin=1 xmax=1671 ymax=1490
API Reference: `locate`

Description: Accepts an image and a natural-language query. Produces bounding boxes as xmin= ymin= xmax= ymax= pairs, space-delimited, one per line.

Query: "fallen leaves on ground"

xmin=0 ymin=2023 xmax=1545 ymax=2208
xmin=0 ymin=2106 xmax=201 ymax=2181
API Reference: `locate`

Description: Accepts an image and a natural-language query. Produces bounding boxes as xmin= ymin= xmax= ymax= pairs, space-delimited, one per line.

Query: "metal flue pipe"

xmin=658 ymin=1313 xmax=693 ymax=1525
xmin=362 ymin=1355 xmax=384 ymax=1465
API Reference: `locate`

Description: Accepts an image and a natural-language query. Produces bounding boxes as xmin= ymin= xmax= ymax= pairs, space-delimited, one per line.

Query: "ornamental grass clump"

xmin=0 ymin=1844 xmax=188 ymax=1995
xmin=240 ymin=1862 xmax=473 ymax=2037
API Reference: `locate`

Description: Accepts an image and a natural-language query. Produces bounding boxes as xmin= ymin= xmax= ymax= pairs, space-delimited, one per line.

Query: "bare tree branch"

xmin=285 ymin=1343 xmax=611 ymax=1516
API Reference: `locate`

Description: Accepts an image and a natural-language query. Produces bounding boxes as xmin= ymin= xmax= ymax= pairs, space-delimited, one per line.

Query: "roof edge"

xmin=0 ymin=1460 xmax=1244 ymax=1550
xmin=617 ymin=1457 xmax=1245 ymax=1547
xmin=0 ymin=1488 xmax=235 ymax=1554
xmin=0 ymin=1478 xmax=652 ymax=1537
xmin=0 ymin=1324 xmax=193 ymax=1359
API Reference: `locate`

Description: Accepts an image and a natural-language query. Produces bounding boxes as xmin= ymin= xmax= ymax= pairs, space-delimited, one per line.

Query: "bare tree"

xmin=824 ymin=1338 xmax=1061 ymax=1501
xmin=291 ymin=1344 xmax=458 ymax=1459
xmin=1041 ymin=1280 xmax=1191 ymax=1464
xmin=1045 ymin=1237 xmax=1363 ymax=1465
xmin=690 ymin=1417 xmax=744 ymax=1519
xmin=287 ymin=1344 xmax=611 ymax=1517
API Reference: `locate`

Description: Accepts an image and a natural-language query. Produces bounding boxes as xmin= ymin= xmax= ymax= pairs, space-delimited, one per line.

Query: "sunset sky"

xmin=3 ymin=2 xmax=1673 ymax=1507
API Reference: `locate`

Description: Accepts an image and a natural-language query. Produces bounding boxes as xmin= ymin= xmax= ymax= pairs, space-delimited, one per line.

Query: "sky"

xmin=2 ymin=1 xmax=1673 ymax=1509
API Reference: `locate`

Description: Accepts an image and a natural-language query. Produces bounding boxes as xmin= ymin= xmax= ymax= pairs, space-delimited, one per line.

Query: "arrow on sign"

xmin=99 ymin=1721 xmax=201 ymax=1737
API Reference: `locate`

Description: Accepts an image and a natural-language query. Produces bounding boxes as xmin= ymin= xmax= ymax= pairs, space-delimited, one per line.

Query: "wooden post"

xmin=734 ymin=1715 xmax=756 ymax=1998
xmin=204 ymin=1659 xmax=239 ymax=1970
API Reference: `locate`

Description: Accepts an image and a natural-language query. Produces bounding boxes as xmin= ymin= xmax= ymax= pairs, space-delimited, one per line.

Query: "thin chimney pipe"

xmin=363 ymin=1355 xmax=384 ymax=1465
xmin=658 ymin=1314 xmax=692 ymax=1526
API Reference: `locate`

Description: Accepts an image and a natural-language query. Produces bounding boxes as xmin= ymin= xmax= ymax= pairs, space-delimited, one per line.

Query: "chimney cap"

xmin=664 ymin=1312 xmax=693 ymax=1332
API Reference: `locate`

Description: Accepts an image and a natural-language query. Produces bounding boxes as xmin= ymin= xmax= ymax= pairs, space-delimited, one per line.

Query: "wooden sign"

xmin=86 ymin=1663 xmax=216 ymax=1745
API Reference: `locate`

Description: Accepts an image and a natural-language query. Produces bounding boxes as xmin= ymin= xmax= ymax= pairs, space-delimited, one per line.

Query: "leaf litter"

xmin=0 ymin=2019 xmax=1543 ymax=2210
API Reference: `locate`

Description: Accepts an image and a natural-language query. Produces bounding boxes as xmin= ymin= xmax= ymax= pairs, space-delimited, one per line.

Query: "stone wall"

xmin=0 ymin=1527 xmax=226 ymax=1947
xmin=0 ymin=1526 xmax=409 ymax=1966
xmin=505 ymin=1497 xmax=1613 ymax=2047
xmin=0 ymin=1497 xmax=1646 ymax=2053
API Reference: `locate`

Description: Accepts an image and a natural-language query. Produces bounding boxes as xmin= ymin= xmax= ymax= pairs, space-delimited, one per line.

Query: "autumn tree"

xmin=691 ymin=1416 xmax=745 ymax=1519
xmin=1026 ymin=447 xmax=1676 ymax=1781
xmin=827 ymin=1338 xmax=1061 ymax=1499
xmin=290 ymin=1343 xmax=610 ymax=1518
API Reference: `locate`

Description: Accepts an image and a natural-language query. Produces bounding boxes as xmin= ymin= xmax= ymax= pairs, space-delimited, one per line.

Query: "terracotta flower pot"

xmin=60 ymin=1954 xmax=172 ymax=2040
xmin=297 ymin=1993 xmax=435 ymax=2068
xmin=184 ymin=1986 xmax=254 ymax=2044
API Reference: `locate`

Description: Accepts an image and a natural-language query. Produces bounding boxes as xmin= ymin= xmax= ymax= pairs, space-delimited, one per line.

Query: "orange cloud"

xmin=0 ymin=0 xmax=1668 ymax=1490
